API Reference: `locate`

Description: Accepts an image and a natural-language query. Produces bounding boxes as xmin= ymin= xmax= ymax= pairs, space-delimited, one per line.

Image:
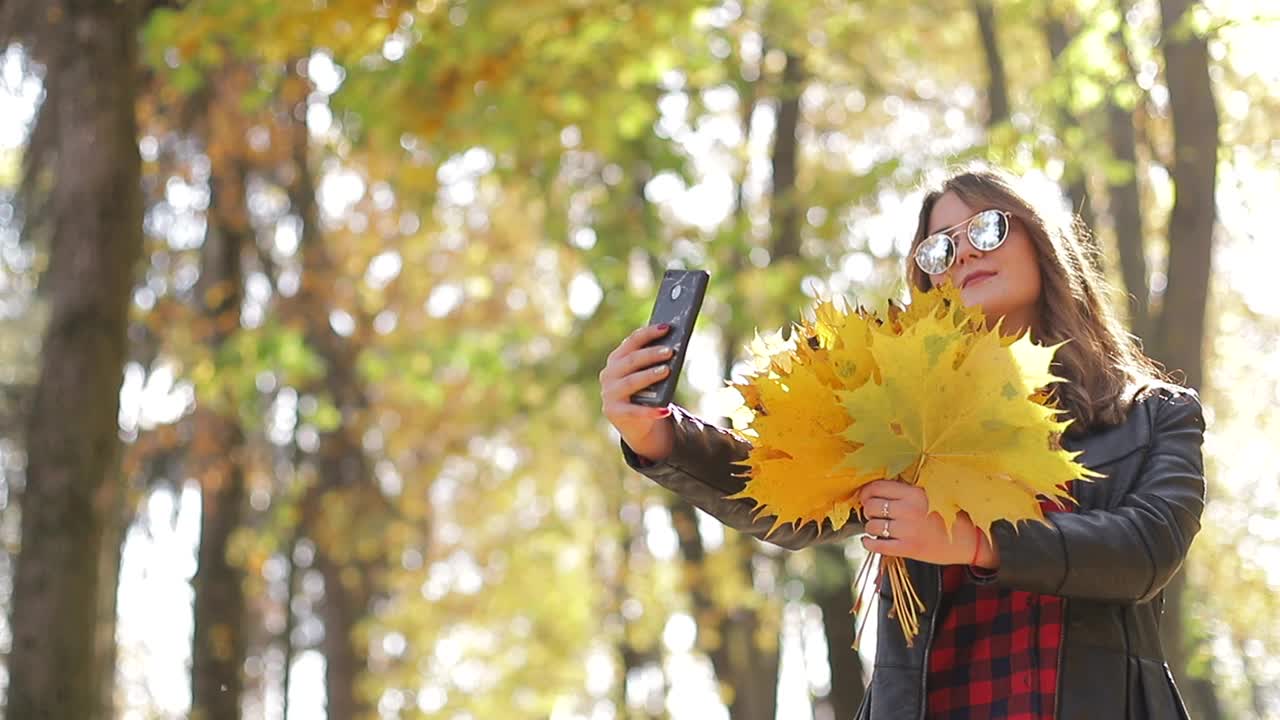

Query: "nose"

xmin=952 ymin=228 xmax=984 ymax=268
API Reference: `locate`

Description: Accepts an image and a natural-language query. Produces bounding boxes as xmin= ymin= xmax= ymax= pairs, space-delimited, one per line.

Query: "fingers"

xmin=600 ymin=363 xmax=675 ymax=425
xmin=863 ymin=496 xmax=893 ymax=520
xmin=858 ymin=481 xmax=927 ymax=521
xmin=600 ymin=326 xmax=679 ymax=426
xmin=600 ymin=325 xmax=673 ymax=391
xmin=861 ymin=517 xmax=912 ymax=557
xmin=861 ymin=536 xmax=902 ymax=556
xmin=863 ymin=517 xmax=909 ymax=540
xmin=857 ymin=479 xmax=917 ymax=501
xmin=861 ymin=513 xmax=982 ymax=565
xmin=619 ymin=363 xmax=670 ymax=397
xmin=605 ymin=399 xmax=672 ymax=423
xmin=614 ymin=344 xmax=675 ymax=378
xmin=607 ymin=323 xmax=670 ymax=364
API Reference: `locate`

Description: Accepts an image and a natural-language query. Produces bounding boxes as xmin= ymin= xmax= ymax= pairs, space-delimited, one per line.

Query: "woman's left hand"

xmin=857 ymin=479 xmax=998 ymax=568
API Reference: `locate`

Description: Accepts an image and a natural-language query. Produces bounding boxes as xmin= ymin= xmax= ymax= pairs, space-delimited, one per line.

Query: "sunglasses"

xmin=913 ymin=208 xmax=1011 ymax=275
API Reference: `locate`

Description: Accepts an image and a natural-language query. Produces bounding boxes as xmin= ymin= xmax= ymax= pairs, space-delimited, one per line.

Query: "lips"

xmin=961 ymin=271 xmax=997 ymax=289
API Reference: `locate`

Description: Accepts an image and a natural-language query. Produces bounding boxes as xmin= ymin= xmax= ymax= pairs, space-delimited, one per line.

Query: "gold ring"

xmin=882 ymin=500 xmax=891 ymax=518
xmin=879 ymin=520 xmax=891 ymax=539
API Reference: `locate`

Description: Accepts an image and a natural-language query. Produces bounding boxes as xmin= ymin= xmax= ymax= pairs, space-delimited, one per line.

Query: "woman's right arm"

xmin=600 ymin=323 xmax=861 ymax=551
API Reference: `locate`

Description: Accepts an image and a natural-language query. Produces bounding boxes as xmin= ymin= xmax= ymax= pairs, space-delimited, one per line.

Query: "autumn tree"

xmin=1 ymin=1 xmax=145 ymax=717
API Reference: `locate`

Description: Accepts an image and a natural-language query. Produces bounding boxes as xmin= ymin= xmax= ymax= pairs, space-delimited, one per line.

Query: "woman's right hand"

xmin=599 ymin=323 xmax=678 ymax=463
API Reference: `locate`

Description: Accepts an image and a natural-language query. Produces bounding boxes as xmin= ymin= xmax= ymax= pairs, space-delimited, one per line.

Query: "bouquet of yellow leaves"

xmin=718 ymin=283 xmax=1099 ymax=645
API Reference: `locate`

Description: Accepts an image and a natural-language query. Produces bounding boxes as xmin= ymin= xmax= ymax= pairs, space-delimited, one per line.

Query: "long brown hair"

xmin=906 ymin=164 xmax=1167 ymax=433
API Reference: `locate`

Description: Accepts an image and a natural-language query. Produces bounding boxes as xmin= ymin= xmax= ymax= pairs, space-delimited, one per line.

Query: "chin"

xmin=962 ymin=288 xmax=1014 ymax=324
xmin=959 ymin=283 xmax=999 ymax=311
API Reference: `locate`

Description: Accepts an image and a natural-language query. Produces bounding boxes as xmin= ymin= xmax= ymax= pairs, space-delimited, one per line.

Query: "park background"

xmin=1 ymin=0 xmax=1278 ymax=718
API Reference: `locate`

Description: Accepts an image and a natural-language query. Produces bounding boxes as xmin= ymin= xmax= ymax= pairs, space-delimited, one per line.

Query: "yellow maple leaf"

xmin=744 ymin=328 xmax=797 ymax=376
xmin=724 ymin=299 xmax=883 ymax=537
xmin=879 ymin=281 xmax=974 ymax=337
xmin=838 ymin=303 xmax=1098 ymax=537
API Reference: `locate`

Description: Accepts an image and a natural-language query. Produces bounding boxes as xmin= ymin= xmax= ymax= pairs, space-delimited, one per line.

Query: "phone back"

xmin=631 ymin=269 xmax=709 ymax=407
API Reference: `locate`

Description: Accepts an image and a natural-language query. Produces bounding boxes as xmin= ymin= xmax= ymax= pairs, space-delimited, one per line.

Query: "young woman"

xmin=598 ymin=166 xmax=1206 ymax=719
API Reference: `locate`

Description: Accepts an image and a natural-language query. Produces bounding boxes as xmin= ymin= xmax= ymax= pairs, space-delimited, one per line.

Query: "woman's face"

xmin=924 ymin=191 xmax=1042 ymax=334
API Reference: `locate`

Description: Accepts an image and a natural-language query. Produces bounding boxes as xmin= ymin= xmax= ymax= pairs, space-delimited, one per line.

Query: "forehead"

xmin=927 ymin=191 xmax=977 ymax=233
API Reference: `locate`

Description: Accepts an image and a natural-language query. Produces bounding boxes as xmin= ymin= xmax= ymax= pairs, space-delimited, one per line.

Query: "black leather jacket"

xmin=621 ymin=384 xmax=1206 ymax=719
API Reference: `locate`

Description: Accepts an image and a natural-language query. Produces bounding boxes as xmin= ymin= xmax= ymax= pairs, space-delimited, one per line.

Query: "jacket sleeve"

xmin=988 ymin=387 xmax=1207 ymax=602
xmin=620 ymin=405 xmax=864 ymax=551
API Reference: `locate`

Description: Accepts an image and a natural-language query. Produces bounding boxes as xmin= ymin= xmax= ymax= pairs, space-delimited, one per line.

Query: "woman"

xmin=598 ymin=165 xmax=1206 ymax=719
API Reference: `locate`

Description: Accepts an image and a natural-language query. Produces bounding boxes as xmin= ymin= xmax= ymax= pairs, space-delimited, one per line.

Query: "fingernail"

xmin=655 ymin=408 xmax=671 ymax=418
xmin=657 ymin=323 xmax=671 ymax=331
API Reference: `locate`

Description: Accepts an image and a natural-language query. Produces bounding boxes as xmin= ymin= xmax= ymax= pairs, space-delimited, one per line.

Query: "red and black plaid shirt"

xmin=924 ymin=499 xmax=1071 ymax=719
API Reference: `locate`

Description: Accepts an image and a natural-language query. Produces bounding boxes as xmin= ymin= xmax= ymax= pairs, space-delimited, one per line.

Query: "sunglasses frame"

xmin=914 ymin=208 xmax=1012 ymax=276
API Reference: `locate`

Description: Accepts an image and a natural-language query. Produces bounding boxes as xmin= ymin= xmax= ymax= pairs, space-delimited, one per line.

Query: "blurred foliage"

xmin=0 ymin=0 xmax=1278 ymax=717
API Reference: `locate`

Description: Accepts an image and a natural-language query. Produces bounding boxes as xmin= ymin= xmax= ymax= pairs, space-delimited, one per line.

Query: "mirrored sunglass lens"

xmin=916 ymin=234 xmax=955 ymax=274
xmin=969 ymin=210 xmax=1008 ymax=250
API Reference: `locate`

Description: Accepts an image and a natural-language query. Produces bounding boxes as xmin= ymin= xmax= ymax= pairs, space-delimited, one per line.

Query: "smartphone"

xmin=630 ymin=268 xmax=710 ymax=408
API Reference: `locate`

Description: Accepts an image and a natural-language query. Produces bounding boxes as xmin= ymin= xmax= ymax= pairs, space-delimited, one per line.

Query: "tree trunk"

xmin=813 ymin=544 xmax=865 ymax=719
xmin=279 ymin=534 xmax=301 ymax=720
xmin=973 ymin=0 xmax=1010 ymax=126
xmin=282 ymin=71 xmax=380 ymax=720
xmin=668 ymin=500 xmax=781 ymax=720
xmin=609 ymin=457 xmax=664 ymax=719
xmin=712 ymin=44 xmax=812 ymax=720
xmin=1151 ymin=0 xmax=1218 ymax=391
xmin=724 ymin=608 xmax=784 ymax=719
xmin=1105 ymin=1 xmax=1152 ymax=340
xmin=662 ymin=34 xmax=787 ymax=720
xmin=93 ymin=466 xmax=128 ymax=720
xmin=190 ymin=83 xmax=252 ymax=719
xmin=769 ymin=50 xmax=804 ymax=260
xmin=1152 ymin=0 xmax=1221 ymax=716
xmin=767 ymin=41 xmax=866 ymax=683
xmin=5 ymin=2 xmax=143 ymax=718
xmin=312 ymin=549 xmax=374 ymax=720
xmin=1107 ymin=90 xmax=1151 ymax=339
xmin=190 ymin=412 xmax=249 ymax=720
xmin=1043 ymin=12 xmax=1100 ymax=239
